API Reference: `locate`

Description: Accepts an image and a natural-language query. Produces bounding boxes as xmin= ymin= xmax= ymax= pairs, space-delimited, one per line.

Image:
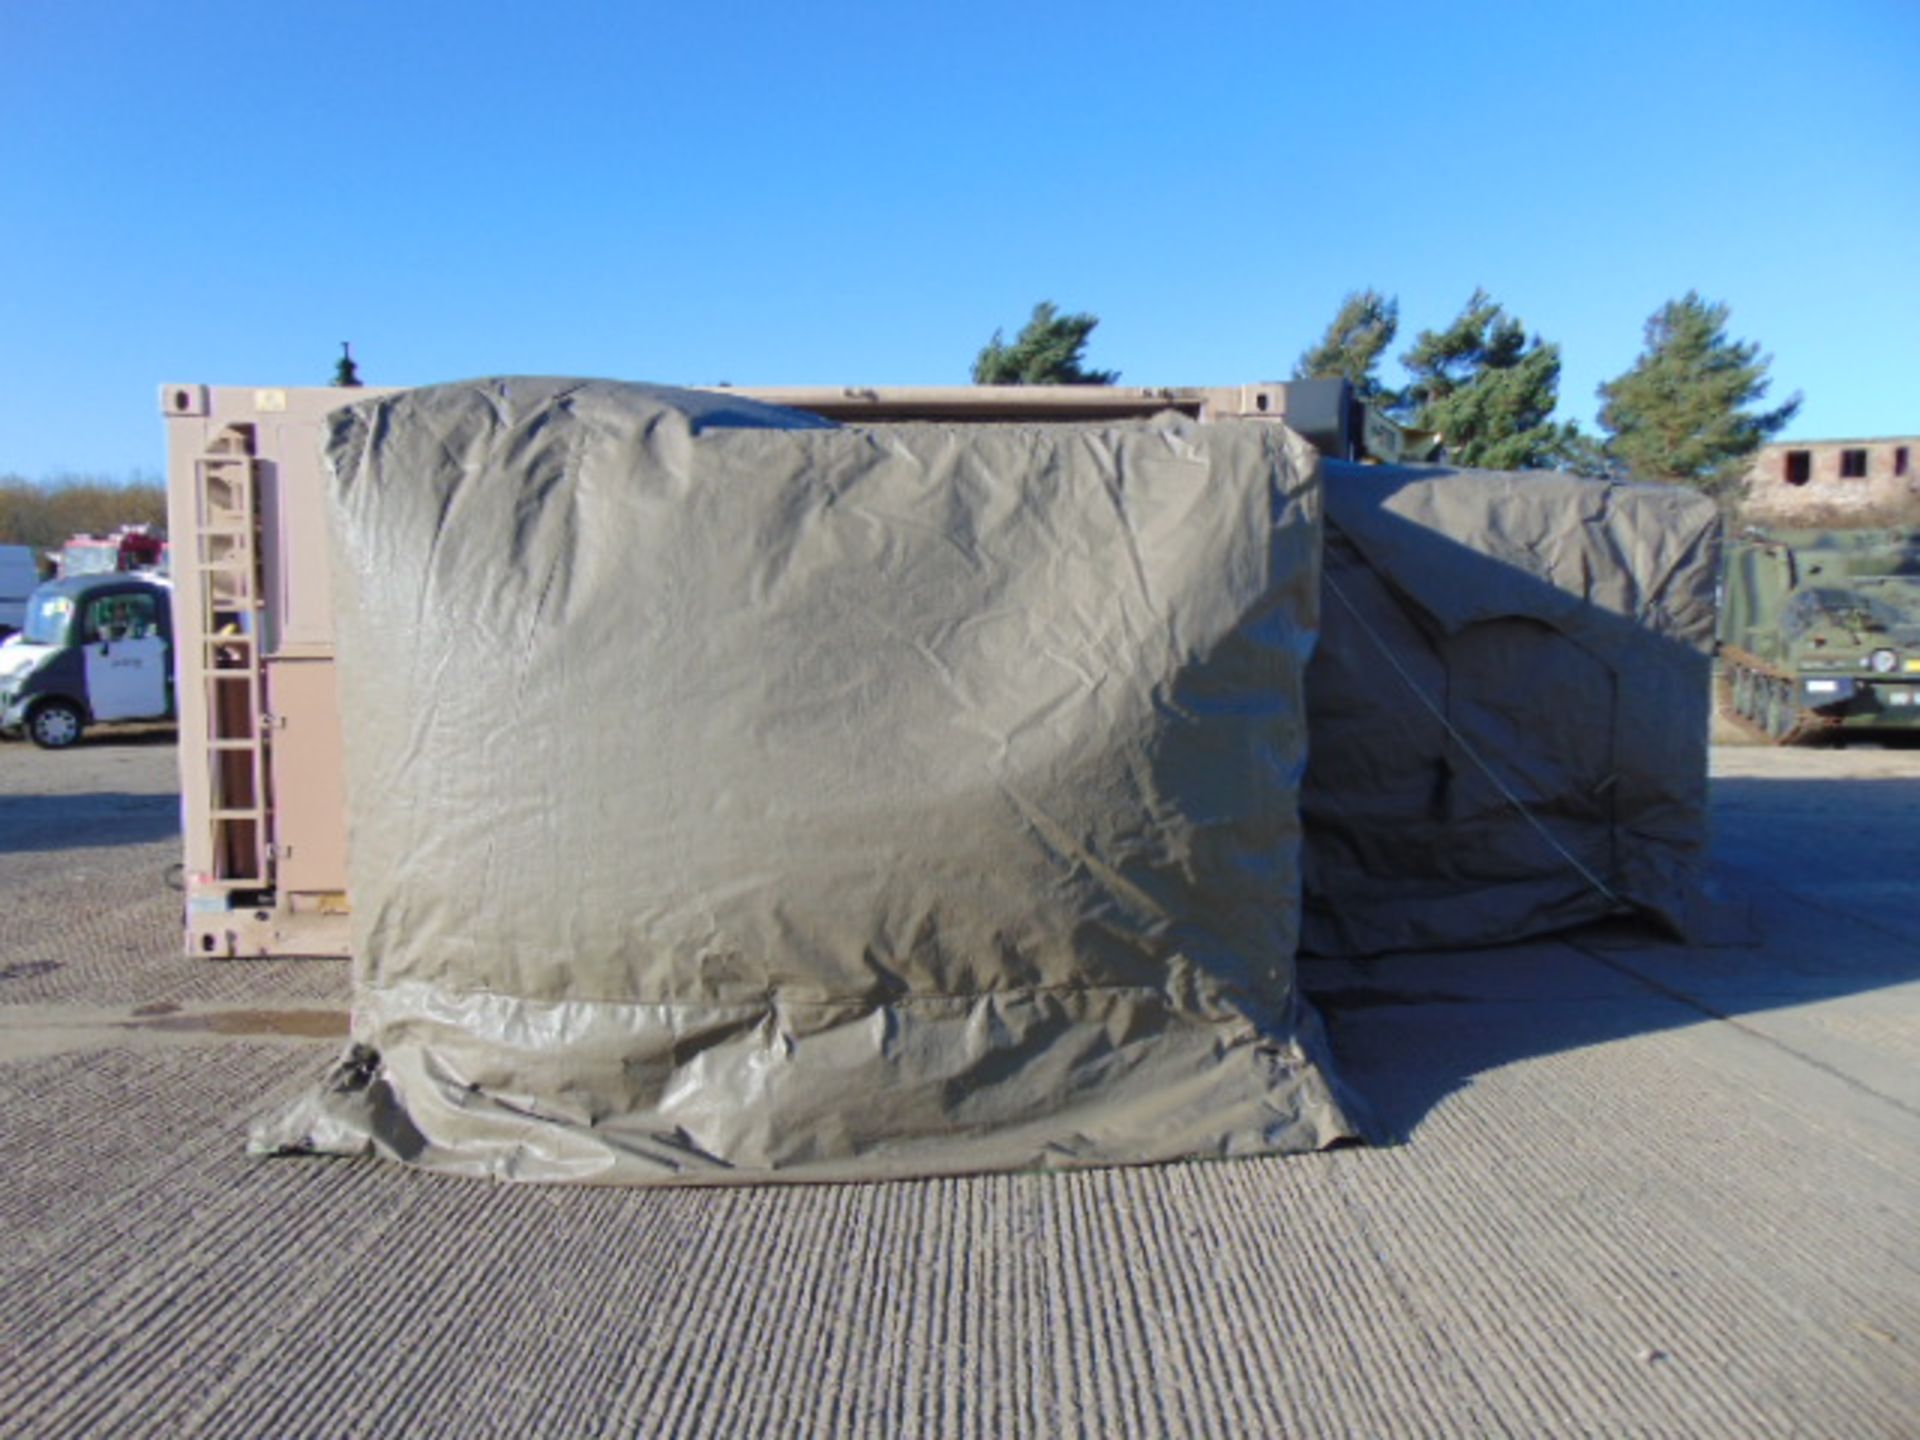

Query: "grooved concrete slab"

xmin=1 ymin=733 xmax=1915 ymax=1437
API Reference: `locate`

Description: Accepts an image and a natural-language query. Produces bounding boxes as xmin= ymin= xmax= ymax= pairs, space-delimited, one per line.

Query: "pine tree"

xmin=1294 ymin=289 xmax=1399 ymax=403
xmin=972 ymin=302 xmax=1118 ymax=385
xmin=1597 ymin=293 xmax=1800 ymax=495
xmin=332 ymin=342 xmax=363 ymax=388
xmin=1398 ymin=290 xmax=1580 ymax=471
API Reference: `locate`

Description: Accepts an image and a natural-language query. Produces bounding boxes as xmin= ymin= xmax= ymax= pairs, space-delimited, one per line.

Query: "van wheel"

xmin=27 ymin=699 xmax=84 ymax=750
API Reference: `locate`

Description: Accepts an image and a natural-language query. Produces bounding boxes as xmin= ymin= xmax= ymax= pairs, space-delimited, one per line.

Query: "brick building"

xmin=1743 ymin=435 xmax=1920 ymax=525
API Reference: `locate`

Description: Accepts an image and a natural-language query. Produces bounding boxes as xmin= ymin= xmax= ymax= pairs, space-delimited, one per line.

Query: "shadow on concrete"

xmin=1307 ymin=771 xmax=1920 ymax=1143
xmin=0 ymin=792 xmax=181 ymax=854
xmin=0 ymin=725 xmax=177 ymax=753
xmin=74 ymin=725 xmax=179 ymax=749
xmin=1806 ymin=731 xmax=1920 ymax=751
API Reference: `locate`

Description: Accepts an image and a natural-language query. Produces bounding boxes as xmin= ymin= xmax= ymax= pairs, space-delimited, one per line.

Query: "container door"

xmin=265 ymin=656 xmax=350 ymax=895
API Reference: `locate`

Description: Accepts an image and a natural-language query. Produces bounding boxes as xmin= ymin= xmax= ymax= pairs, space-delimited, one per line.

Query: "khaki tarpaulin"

xmin=1300 ymin=461 xmax=1720 ymax=956
xmin=255 ymin=379 xmax=1361 ymax=1184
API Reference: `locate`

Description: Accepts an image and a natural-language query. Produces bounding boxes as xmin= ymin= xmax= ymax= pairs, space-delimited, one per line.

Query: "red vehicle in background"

xmin=54 ymin=525 xmax=166 ymax=578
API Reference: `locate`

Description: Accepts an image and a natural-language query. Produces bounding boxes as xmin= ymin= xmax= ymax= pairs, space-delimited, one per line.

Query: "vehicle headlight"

xmin=1870 ymin=648 xmax=1899 ymax=674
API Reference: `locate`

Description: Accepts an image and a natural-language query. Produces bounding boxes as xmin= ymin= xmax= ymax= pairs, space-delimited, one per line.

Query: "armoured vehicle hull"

xmin=1719 ymin=529 xmax=1920 ymax=740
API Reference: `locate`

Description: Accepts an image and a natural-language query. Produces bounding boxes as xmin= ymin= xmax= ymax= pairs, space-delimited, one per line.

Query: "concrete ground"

xmin=0 ymin=729 xmax=1914 ymax=1438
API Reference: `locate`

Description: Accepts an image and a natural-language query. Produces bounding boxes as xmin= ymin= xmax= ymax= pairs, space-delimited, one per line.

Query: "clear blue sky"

xmin=2 ymin=0 xmax=1914 ymax=479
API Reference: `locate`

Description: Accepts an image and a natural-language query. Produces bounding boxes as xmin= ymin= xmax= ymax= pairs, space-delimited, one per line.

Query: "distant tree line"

xmin=1 ymin=340 xmax=360 ymax=563
xmin=0 ymin=475 xmax=168 ymax=565
xmin=1291 ymin=286 xmax=1798 ymax=496
xmin=973 ymin=303 xmax=1117 ymax=385
xmin=975 ymin=290 xmax=1800 ymax=503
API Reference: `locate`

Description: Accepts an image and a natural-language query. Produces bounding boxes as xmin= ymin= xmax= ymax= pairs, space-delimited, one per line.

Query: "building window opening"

xmin=1840 ymin=448 xmax=1869 ymax=479
xmin=1784 ymin=450 xmax=1812 ymax=485
xmin=1896 ymin=446 xmax=1910 ymax=478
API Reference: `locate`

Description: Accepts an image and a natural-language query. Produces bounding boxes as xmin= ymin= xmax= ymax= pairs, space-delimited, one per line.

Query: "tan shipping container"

xmin=162 ymin=379 xmax=1352 ymax=957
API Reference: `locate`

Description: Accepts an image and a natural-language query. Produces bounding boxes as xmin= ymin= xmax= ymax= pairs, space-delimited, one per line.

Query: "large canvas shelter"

xmin=255 ymin=378 xmax=1361 ymax=1183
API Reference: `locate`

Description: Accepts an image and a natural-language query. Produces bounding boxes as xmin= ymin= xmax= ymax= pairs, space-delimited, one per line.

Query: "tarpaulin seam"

xmin=361 ymin=979 xmax=1275 ymax=1010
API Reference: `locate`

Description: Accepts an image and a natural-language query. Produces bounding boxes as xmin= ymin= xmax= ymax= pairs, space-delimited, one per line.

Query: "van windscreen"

xmin=22 ymin=593 xmax=73 ymax=646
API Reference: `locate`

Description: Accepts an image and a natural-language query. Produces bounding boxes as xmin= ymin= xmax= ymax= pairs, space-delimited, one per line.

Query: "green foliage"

xmin=1597 ymin=293 xmax=1800 ymax=496
xmin=1552 ymin=429 xmax=1622 ymax=481
xmin=1294 ymin=289 xmax=1399 ymax=403
xmin=332 ymin=341 xmax=362 ymax=388
xmin=1398 ymin=289 xmax=1581 ymax=471
xmin=972 ymin=302 xmax=1117 ymax=385
xmin=0 ymin=475 xmax=168 ymax=557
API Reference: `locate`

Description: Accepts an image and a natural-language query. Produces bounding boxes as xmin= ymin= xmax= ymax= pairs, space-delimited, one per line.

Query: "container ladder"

xmin=193 ymin=424 xmax=272 ymax=891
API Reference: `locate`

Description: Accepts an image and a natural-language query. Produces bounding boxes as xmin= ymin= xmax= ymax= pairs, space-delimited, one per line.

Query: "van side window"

xmin=82 ymin=593 xmax=159 ymax=643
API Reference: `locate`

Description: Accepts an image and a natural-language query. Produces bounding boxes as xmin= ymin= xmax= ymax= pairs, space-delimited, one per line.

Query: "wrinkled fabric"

xmin=254 ymin=378 xmax=1359 ymax=1184
xmin=1301 ymin=462 xmax=1720 ymax=956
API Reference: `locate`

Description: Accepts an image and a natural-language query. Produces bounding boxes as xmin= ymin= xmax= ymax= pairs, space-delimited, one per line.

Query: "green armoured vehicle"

xmin=1719 ymin=529 xmax=1920 ymax=741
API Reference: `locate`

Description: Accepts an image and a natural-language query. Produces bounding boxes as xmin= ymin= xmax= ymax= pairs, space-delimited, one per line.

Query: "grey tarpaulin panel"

xmin=255 ymin=378 xmax=1360 ymax=1184
xmin=1300 ymin=461 xmax=1720 ymax=957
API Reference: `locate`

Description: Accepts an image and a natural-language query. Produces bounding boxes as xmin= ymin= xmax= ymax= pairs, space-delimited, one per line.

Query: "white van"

xmin=0 ymin=545 xmax=38 ymax=636
xmin=0 ymin=574 xmax=174 ymax=747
